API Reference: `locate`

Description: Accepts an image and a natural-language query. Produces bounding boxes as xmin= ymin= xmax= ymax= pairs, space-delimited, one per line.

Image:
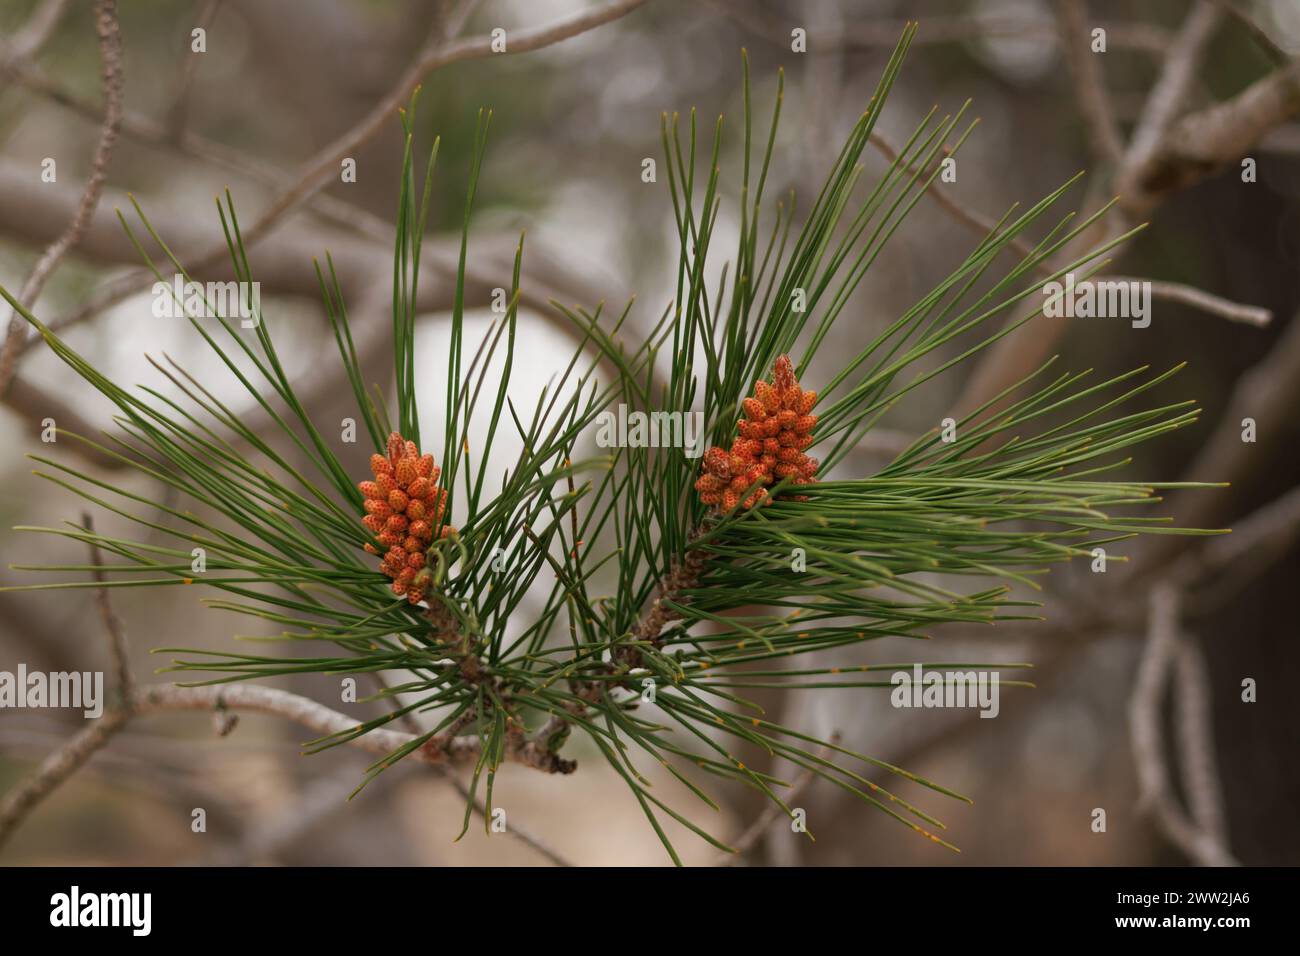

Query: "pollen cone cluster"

xmin=695 ymin=354 xmax=819 ymax=512
xmin=359 ymin=432 xmax=450 ymax=604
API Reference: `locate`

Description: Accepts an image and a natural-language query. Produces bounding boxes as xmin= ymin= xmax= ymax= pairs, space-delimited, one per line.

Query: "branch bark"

xmin=1122 ymin=58 xmax=1300 ymax=214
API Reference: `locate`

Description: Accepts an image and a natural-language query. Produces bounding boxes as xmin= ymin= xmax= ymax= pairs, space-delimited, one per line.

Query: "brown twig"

xmin=1123 ymin=1 xmax=1224 ymax=173
xmin=420 ymin=589 xmax=580 ymax=774
xmin=1128 ymin=585 xmax=1238 ymax=866
xmin=952 ymin=1 xmax=1233 ymax=415
xmin=1141 ymin=308 xmax=1300 ymax=570
xmin=713 ymin=733 xmax=840 ymax=866
xmin=162 ymin=0 xmax=223 ymax=141
xmin=612 ymin=541 xmax=708 ymax=673
xmin=867 ymin=130 xmax=1272 ymax=330
xmin=1173 ymin=638 xmax=1230 ymax=847
xmin=0 ymin=0 xmax=123 ymax=394
xmin=0 ymin=628 xmax=576 ymax=862
xmin=0 ymin=707 xmax=132 ymax=852
xmin=371 ymin=664 xmax=574 ymax=865
xmin=1214 ymin=0 xmax=1289 ymax=65
xmin=1056 ymin=0 xmax=1124 ymax=166
xmin=1101 ymin=276 xmax=1271 ymax=327
xmin=0 ymin=680 xmax=583 ymax=855
xmin=0 ymin=56 xmax=608 ymax=323
xmin=429 ymin=763 xmax=574 ymax=867
xmin=1116 ymin=0 xmax=1226 ymax=212
xmin=3 ymin=0 xmax=72 ymax=60
xmin=1179 ymin=485 xmax=1300 ymax=616
xmin=197 ymin=744 xmax=572 ymax=867
xmin=82 ymin=512 xmax=132 ymax=699
xmin=1127 ymin=58 xmax=1300 ymax=213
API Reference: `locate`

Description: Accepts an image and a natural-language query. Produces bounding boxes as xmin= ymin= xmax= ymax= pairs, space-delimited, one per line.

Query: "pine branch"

xmin=0 ymin=27 xmax=1224 ymax=864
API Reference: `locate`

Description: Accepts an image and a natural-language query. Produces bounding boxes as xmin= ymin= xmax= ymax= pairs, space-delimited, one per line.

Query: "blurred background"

xmin=0 ymin=0 xmax=1297 ymax=866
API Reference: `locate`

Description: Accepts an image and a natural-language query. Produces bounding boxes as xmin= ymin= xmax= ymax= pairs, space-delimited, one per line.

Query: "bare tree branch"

xmin=1173 ymin=638 xmax=1230 ymax=847
xmin=1056 ymin=0 xmax=1124 ymax=166
xmin=366 ymin=668 xmax=572 ymax=866
xmin=1128 ymin=58 xmax=1300 ymax=212
xmin=39 ymin=0 xmax=651 ymax=336
xmin=0 ymin=707 xmax=132 ymax=852
xmin=1122 ymin=1 xmax=1223 ymax=176
xmin=0 ymin=49 xmax=604 ymax=318
xmin=867 ymin=130 xmax=1272 ymax=336
xmin=82 ymin=512 xmax=132 ymax=698
xmin=0 ymin=55 xmax=400 ymax=244
xmin=952 ymin=3 xmax=1225 ymax=415
xmin=2 ymin=0 xmax=72 ymax=60
xmin=1128 ymin=584 xmax=1238 ymax=866
xmin=194 ymin=764 xmax=370 ymax=866
xmin=163 ymin=0 xmax=223 ymax=141
xmin=1143 ymin=308 xmax=1300 ymax=568
xmin=1215 ymin=0 xmax=1289 ymax=65
xmin=0 ymin=0 xmax=124 ymax=393
xmin=0 ymin=680 xmax=580 ymax=855
xmin=713 ymin=733 xmax=838 ymax=867
xmin=1103 ymin=276 xmax=1271 ymax=326
xmin=1181 ymin=485 xmax=1300 ymax=615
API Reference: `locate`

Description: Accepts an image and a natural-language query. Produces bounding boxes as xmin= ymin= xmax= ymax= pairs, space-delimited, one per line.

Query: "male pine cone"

xmin=359 ymin=432 xmax=450 ymax=604
xmin=695 ymin=354 xmax=819 ymax=512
